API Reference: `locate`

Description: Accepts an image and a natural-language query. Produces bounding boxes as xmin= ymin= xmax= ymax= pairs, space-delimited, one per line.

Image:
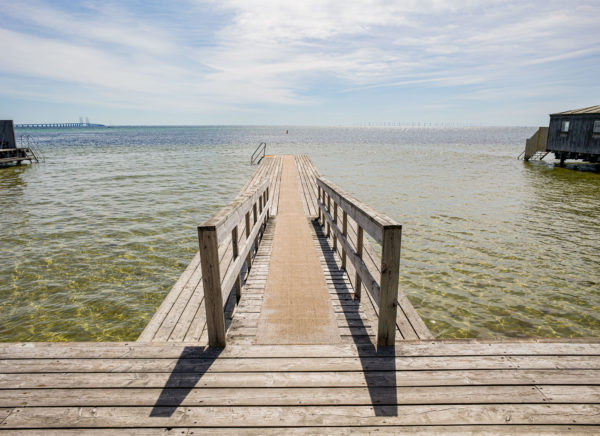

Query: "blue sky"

xmin=0 ymin=0 xmax=599 ymax=126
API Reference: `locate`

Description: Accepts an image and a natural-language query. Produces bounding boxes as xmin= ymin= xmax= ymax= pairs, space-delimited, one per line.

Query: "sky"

xmin=0 ymin=0 xmax=599 ymax=126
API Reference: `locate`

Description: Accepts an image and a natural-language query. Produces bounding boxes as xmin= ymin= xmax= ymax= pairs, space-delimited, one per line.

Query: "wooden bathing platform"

xmin=1 ymin=155 xmax=599 ymax=433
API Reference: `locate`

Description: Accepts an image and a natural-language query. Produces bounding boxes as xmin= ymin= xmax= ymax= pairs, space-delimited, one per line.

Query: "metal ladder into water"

xmin=19 ymin=135 xmax=45 ymax=163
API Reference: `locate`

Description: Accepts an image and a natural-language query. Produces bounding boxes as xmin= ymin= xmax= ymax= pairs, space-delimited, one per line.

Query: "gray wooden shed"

xmin=546 ymin=105 xmax=600 ymax=163
xmin=0 ymin=120 xmax=40 ymax=166
xmin=0 ymin=120 xmax=17 ymax=149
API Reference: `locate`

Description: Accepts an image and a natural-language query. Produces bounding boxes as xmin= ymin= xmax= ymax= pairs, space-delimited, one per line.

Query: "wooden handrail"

xmin=316 ymin=177 xmax=401 ymax=346
xmin=317 ymin=177 xmax=399 ymax=245
xmin=202 ymin=179 xmax=270 ymax=245
xmin=198 ymin=179 xmax=271 ymax=347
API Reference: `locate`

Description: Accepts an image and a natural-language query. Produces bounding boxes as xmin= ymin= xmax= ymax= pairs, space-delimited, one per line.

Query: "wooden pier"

xmin=1 ymin=155 xmax=599 ymax=433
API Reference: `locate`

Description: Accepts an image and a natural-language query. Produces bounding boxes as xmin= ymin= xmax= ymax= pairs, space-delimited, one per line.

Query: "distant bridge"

xmin=15 ymin=122 xmax=105 ymax=129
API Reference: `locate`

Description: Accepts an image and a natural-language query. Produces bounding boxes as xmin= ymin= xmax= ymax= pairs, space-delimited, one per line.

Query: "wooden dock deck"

xmin=1 ymin=154 xmax=599 ymax=433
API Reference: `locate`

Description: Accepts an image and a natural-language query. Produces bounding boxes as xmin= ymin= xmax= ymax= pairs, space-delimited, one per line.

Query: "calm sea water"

xmin=1 ymin=126 xmax=599 ymax=341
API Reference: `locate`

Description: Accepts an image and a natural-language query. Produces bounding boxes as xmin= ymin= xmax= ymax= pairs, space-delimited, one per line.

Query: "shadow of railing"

xmin=150 ymin=221 xmax=272 ymax=417
xmin=150 ymin=346 xmax=223 ymax=417
xmin=311 ymin=219 xmax=398 ymax=417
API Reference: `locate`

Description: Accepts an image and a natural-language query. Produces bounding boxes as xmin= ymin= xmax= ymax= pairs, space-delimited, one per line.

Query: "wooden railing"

xmin=198 ymin=179 xmax=271 ymax=347
xmin=316 ymin=177 xmax=402 ymax=346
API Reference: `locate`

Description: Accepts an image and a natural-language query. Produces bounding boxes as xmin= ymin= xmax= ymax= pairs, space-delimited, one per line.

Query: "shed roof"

xmin=551 ymin=105 xmax=600 ymax=116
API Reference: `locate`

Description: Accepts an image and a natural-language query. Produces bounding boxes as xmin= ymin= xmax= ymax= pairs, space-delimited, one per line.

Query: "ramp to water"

xmin=256 ymin=155 xmax=341 ymax=344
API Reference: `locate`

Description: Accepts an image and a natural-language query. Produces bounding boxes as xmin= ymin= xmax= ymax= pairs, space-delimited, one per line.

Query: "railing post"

xmin=245 ymin=212 xmax=252 ymax=271
xmin=377 ymin=225 xmax=402 ymax=346
xmin=266 ymin=187 xmax=270 ymax=220
xmin=355 ymin=226 xmax=363 ymax=301
xmin=333 ymin=203 xmax=338 ymax=252
xmin=318 ymin=186 xmax=322 ymax=224
xmin=326 ymin=194 xmax=331 ymax=237
xmin=258 ymin=196 xmax=264 ymax=237
xmin=342 ymin=211 xmax=348 ymax=270
xmin=198 ymin=226 xmax=226 ymax=347
xmin=263 ymin=190 xmax=268 ymax=228
xmin=253 ymin=202 xmax=258 ymax=255
xmin=232 ymin=225 xmax=242 ymax=303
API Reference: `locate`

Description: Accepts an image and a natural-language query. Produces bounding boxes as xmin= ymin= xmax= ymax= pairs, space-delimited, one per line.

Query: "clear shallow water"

xmin=1 ymin=126 xmax=599 ymax=341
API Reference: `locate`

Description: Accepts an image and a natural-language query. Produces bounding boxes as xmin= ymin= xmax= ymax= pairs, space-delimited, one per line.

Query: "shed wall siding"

xmin=547 ymin=115 xmax=600 ymax=155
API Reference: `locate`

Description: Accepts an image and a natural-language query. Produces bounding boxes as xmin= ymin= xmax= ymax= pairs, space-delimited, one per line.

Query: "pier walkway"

xmin=1 ymin=155 xmax=599 ymax=433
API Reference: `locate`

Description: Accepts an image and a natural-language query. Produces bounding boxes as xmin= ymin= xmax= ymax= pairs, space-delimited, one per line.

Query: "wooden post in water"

xmin=198 ymin=226 xmax=226 ymax=347
xmin=378 ymin=225 xmax=402 ymax=346
xmin=355 ymin=226 xmax=363 ymax=301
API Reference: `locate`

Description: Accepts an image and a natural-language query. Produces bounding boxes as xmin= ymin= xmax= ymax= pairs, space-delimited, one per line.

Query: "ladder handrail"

xmin=19 ymin=135 xmax=45 ymax=163
xmin=251 ymin=142 xmax=266 ymax=165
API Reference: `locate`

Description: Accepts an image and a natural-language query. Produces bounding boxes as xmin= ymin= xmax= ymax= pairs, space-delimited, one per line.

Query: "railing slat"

xmin=318 ymin=201 xmax=380 ymax=305
xmin=220 ymin=197 xmax=271 ymax=299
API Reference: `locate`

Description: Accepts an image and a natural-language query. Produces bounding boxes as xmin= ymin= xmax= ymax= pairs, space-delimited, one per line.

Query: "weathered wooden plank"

xmin=182 ymin=298 xmax=207 ymax=342
xmin=12 ymin=384 xmax=600 ymax=407
xmin=136 ymin=253 xmax=200 ymax=342
xmin=0 ymin=408 xmax=12 ymax=425
xmin=270 ymin=156 xmax=283 ymax=216
xmin=4 ymin=369 xmax=599 ymax=389
xmin=4 ymin=355 xmax=600 ymax=373
xmin=2 ymin=404 xmax=600 ymax=428
xmin=152 ymin=265 xmax=204 ymax=342
xmin=2 ymin=341 xmax=600 ymax=359
xmin=167 ymin=290 xmax=205 ymax=343
xmin=6 ymin=425 xmax=600 ymax=435
xmin=293 ymin=155 xmax=311 ymax=216
xmin=294 ymin=155 xmax=318 ymax=217
xmin=240 ymin=157 xmax=272 ymax=194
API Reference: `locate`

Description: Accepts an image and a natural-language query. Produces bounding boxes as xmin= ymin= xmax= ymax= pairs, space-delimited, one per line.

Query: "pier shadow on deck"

xmin=312 ymin=218 xmax=398 ymax=417
xmin=150 ymin=346 xmax=223 ymax=417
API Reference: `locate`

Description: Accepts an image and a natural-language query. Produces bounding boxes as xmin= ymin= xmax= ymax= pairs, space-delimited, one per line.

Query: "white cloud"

xmin=0 ymin=0 xmax=598 ymax=123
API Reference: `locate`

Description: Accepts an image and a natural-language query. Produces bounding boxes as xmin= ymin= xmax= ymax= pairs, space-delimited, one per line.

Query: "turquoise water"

xmin=1 ymin=126 xmax=599 ymax=340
